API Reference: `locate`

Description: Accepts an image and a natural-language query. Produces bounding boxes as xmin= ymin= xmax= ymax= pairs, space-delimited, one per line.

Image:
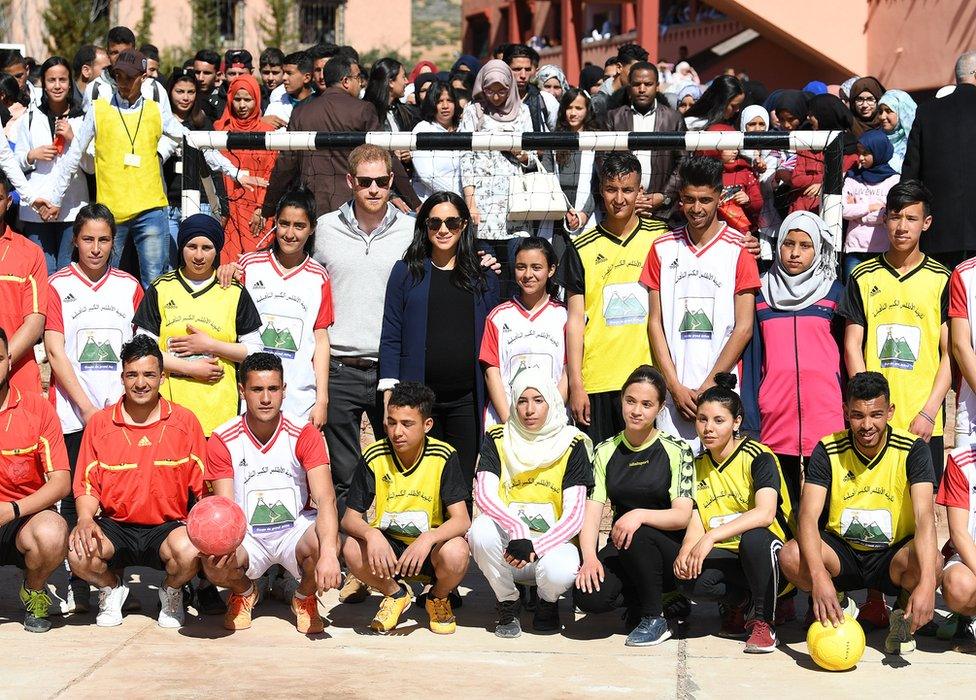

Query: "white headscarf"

xmin=502 ymin=369 xmax=590 ymax=476
xmin=739 ymin=105 xmax=769 ymax=160
xmin=761 ymin=211 xmax=837 ymax=311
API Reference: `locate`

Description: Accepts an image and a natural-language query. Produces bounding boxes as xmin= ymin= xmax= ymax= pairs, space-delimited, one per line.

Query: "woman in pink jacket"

xmin=753 ymin=211 xmax=844 ymax=507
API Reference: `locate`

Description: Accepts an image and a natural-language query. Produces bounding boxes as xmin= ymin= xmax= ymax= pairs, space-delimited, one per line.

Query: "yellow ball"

xmin=806 ymin=613 xmax=866 ymax=671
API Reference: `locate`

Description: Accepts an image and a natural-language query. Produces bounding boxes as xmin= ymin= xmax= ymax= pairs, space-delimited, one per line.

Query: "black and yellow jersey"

xmin=559 ymin=216 xmax=666 ymax=393
xmin=839 ymin=254 xmax=950 ymax=435
xmin=132 ymin=269 xmax=262 ymax=436
xmin=345 ymin=436 xmax=470 ymax=544
xmin=478 ymin=424 xmax=593 ymax=535
xmin=806 ymin=427 xmax=935 ymax=551
xmin=693 ymin=438 xmax=794 ymax=552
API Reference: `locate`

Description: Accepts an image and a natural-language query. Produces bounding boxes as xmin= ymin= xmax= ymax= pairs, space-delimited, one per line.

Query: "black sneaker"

xmin=20 ymin=586 xmax=52 ymax=633
xmin=518 ymin=584 xmax=538 ymax=612
xmin=662 ymin=591 xmax=692 ymax=623
xmin=533 ymin=598 xmax=560 ymax=632
xmin=495 ymin=598 xmax=522 ymax=638
xmin=195 ymin=581 xmax=227 ymax=615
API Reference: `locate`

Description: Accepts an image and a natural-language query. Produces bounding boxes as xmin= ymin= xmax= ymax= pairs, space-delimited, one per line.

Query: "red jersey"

xmin=75 ymin=397 xmax=207 ymax=525
xmin=0 ymin=387 xmax=69 ymax=501
xmin=0 ymin=227 xmax=48 ymax=394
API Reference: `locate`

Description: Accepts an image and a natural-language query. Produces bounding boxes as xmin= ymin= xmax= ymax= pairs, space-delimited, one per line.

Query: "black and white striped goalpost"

xmin=182 ymin=130 xmax=844 ymax=247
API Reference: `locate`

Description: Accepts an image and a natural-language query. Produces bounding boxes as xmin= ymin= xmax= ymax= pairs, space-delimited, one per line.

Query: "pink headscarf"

xmin=472 ymin=59 xmax=522 ymax=122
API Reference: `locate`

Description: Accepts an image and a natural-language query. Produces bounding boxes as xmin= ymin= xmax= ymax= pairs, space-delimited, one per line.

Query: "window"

xmin=219 ymin=0 xmax=239 ymax=41
xmin=300 ymin=0 xmax=339 ymax=45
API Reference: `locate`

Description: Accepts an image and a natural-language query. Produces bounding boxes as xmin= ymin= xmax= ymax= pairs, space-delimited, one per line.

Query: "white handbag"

xmin=507 ymin=155 xmax=569 ymax=222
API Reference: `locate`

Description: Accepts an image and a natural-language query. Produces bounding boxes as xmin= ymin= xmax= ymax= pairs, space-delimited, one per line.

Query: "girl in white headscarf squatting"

xmin=470 ymin=368 xmax=594 ymax=638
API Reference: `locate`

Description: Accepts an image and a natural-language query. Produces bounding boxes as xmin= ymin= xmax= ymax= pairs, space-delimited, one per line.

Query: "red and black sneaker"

xmin=858 ymin=590 xmax=890 ymax=630
xmin=744 ymin=619 xmax=778 ymax=653
xmin=718 ymin=602 xmax=747 ymax=639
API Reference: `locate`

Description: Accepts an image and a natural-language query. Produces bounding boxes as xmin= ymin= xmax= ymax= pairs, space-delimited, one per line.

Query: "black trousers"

xmin=60 ymin=430 xmax=84 ymax=530
xmin=574 ymin=525 xmax=685 ymax=617
xmin=429 ymin=389 xmax=480 ymax=487
xmin=775 ymin=453 xmax=803 ymax=511
xmin=324 ymin=359 xmax=384 ymax=504
xmin=678 ymin=527 xmax=784 ymax=623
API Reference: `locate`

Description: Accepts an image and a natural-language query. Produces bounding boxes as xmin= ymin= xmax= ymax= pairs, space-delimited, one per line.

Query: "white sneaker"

xmin=96 ymin=582 xmax=129 ymax=627
xmin=157 ymin=586 xmax=185 ymax=629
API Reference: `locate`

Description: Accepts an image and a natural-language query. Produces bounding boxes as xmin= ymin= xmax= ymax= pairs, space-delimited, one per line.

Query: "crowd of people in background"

xmin=4 ymin=24 xmax=976 ymax=663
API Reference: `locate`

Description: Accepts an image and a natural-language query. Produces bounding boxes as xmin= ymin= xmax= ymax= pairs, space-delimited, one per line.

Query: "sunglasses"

xmin=425 ymin=217 xmax=466 ymax=233
xmin=354 ymin=175 xmax=392 ymax=189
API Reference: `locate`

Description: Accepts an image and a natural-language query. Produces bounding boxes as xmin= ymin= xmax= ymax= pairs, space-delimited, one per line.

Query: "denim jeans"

xmin=23 ymin=220 xmax=75 ymax=274
xmin=112 ymin=207 xmax=172 ymax=288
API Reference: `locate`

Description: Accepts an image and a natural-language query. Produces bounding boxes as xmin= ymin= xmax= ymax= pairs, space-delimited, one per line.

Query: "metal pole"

xmin=180 ymin=136 xmax=201 ymax=218
xmin=819 ymin=130 xmax=845 ymax=261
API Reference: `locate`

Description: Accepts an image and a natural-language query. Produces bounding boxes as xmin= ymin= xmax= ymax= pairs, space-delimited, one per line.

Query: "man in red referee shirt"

xmin=0 ymin=327 xmax=71 ymax=633
xmin=68 ymin=335 xmax=206 ymax=629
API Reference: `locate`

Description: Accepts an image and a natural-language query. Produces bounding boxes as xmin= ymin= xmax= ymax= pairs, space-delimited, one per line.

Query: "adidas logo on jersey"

xmin=62 ymin=293 xmax=76 ymax=303
xmin=253 ymin=280 xmax=265 ymax=289
xmin=869 ymin=285 xmax=882 ymax=296
xmin=382 ymin=473 xmax=393 ymax=484
xmin=137 ymin=436 xmax=151 ymax=447
xmin=697 ymin=479 xmax=707 ymax=490
xmin=669 ymin=259 xmax=679 ymax=269
xmin=165 ymin=299 xmax=177 ymax=309
xmin=502 ymin=323 xmax=511 ymax=332
xmin=239 ymin=458 xmax=248 ymax=468
xmin=594 ymin=253 xmax=608 ymax=264
xmin=843 ymin=470 xmax=856 ymax=482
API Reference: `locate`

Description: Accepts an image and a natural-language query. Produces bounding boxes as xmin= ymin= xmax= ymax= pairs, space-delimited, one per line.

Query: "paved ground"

xmin=2 ymin=557 xmax=976 ymax=699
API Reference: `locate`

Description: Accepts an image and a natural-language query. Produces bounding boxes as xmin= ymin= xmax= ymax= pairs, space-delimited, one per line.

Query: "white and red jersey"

xmin=206 ymin=412 xmax=330 ymax=536
xmin=46 ymin=265 xmax=142 ymax=434
xmin=640 ymin=225 xmax=760 ymax=441
xmin=479 ymin=297 xmax=567 ymax=425
xmin=938 ymin=445 xmax=976 ymax=546
xmin=950 ymin=258 xmax=976 ymax=444
xmin=239 ymin=251 xmax=334 ymax=419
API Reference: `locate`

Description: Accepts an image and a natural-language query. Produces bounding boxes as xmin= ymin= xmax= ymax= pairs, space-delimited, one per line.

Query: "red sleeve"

xmin=949 ymin=268 xmax=969 ymax=319
xmin=478 ymin=313 xmax=500 ymax=367
xmin=296 ymin=422 xmax=330 ymax=471
xmin=205 ymin=433 xmax=234 ymax=481
xmin=734 ymin=247 xmax=761 ymax=293
xmin=937 ymin=453 xmax=972 ymax=509
xmin=185 ymin=413 xmax=208 ymax=499
xmin=45 ymin=283 xmax=64 ymax=333
xmin=24 ymin=245 xmax=48 ymax=317
xmin=74 ymin=417 xmax=101 ymax=500
xmin=313 ymin=278 xmax=334 ymax=330
xmin=639 ymin=244 xmax=662 ymax=290
xmin=745 ymin=175 xmax=763 ymax=217
xmin=37 ymin=399 xmax=69 ymax=473
xmin=132 ymin=281 xmax=144 ymax=313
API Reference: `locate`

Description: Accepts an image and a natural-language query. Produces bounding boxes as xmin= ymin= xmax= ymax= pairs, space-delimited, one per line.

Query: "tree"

xmin=43 ymin=0 xmax=110 ymax=59
xmin=136 ymin=0 xmax=156 ymax=46
xmin=191 ymin=0 xmax=222 ymax=51
xmin=258 ymin=0 xmax=296 ymax=50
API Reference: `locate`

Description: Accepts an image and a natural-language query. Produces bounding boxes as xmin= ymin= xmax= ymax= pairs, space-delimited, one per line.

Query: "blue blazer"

xmin=379 ymin=258 xmax=499 ymax=431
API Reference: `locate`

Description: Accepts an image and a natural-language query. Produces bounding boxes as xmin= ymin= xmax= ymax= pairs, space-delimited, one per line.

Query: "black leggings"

xmin=60 ymin=430 xmax=84 ymax=530
xmin=428 ymin=389 xmax=480 ymax=487
xmin=678 ymin=527 xmax=783 ymax=623
xmin=775 ymin=453 xmax=802 ymax=511
xmin=574 ymin=526 xmax=684 ymax=617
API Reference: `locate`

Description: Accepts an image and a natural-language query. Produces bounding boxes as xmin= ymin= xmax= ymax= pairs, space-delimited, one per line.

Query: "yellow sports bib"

xmin=694 ymin=438 xmax=794 ymax=552
xmin=820 ymin=428 xmax=917 ymax=551
xmin=366 ymin=437 xmax=454 ymax=544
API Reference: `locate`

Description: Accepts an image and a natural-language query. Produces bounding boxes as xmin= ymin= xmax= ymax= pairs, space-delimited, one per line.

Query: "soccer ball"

xmin=187 ymin=496 xmax=246 ymax=556
xmin=806 ymin=613 xmax=866 ymax=671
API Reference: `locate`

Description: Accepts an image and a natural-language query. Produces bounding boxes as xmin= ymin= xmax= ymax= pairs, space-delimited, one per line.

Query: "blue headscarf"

xmin=878 ymin=89 xmax=916 ymax=173
xmin=849 ymin=128 xmax=898 ymax=185
xmin=803 ymin=80 xmax=828 ymax=95
xmin=452 ymin=55 xmax=481 ymax=74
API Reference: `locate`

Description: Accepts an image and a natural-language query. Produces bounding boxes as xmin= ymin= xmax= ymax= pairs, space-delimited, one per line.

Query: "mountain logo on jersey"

xmin=381 ymin=511 xmax=430 ymax=540
xmin=247 ymin=488 xmax=299 ymax=533
xmin=678 ymin=297 xmax=715 ymax=340
xmin=840 ymin=508 xmax=893 ymax=549
xmin=876 ymin=323 xmax=919 ymax=370
xmin=509 ymin=502 xmax=556 ymax=534
xmin=78 ymin=329 xmax=122 ymax=371
xmin=259 ymin=314 xmax=303 ymax=359
xmin=603 ymin=282 xmax=648 ymax=326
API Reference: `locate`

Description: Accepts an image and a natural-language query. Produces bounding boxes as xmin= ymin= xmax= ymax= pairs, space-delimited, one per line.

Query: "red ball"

xmin=187 ymin=496 xmax=247 ymax=556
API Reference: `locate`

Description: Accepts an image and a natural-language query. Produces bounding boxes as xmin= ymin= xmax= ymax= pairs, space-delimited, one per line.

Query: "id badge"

xmin=123 ymin=153 xmax=142 ymax=167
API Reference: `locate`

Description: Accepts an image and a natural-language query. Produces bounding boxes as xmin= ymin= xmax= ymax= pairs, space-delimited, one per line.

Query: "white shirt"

xmin=46 ymin=265 xmax=142 ymax=434
xmin=631 ymin=105 xmax=657 ymax=191
xmin=410 ymin=120 xmax=463 ymax=201
xmin=238 ymin=251 xmax=334 ymax=419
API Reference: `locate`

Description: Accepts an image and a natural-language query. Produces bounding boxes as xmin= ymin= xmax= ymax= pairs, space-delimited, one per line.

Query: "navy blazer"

xmin=379 ymin=258 xmax=499 ymax=431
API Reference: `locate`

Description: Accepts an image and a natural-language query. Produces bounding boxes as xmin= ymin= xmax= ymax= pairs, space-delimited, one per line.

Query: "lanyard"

xmin=115 ymin=99 xmax=145 ymax=155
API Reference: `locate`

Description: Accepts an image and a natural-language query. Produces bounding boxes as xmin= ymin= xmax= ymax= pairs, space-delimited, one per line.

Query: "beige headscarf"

xmin=502 ymin=369 xmax=591 ymax=476
xmin=472 ymin=59 xmax=523 ymax=122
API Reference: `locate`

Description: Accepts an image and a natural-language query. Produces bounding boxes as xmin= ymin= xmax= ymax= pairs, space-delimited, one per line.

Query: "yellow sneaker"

xmin=291 ymin=594 xmax=324 ymax=634
xmin=224 ymin=588 xmax=259 ymax=631
xmin=370 ymin=587 xmax=411 ymax=633
xmin=425 ymin=596 xmax=457 ymax=635
xmin=338 ymin=574 xmax=369 ymax=604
